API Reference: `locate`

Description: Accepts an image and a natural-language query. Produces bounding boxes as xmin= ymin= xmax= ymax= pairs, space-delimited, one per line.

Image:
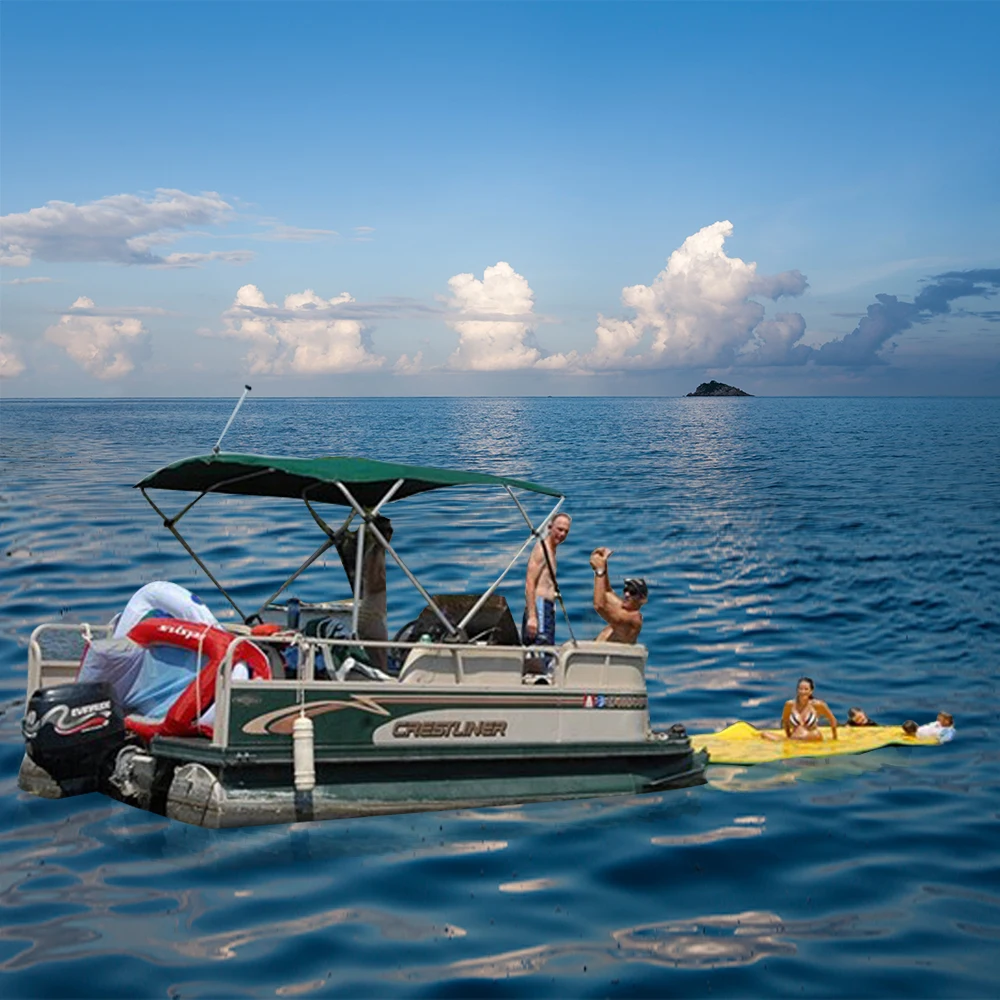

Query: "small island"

xmin=686 ymin=380 xmax=753 ymax=397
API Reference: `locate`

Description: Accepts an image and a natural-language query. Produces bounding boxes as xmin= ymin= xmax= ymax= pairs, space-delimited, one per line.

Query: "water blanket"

xmin=692 ymin=721 xmax=940 ymax=765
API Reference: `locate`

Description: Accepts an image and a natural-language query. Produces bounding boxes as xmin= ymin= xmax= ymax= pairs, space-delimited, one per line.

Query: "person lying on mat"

xmin=916 ymin=712 xmax=955 ymax=742
xmin=782 ymin=677 xmax=838 ymax=741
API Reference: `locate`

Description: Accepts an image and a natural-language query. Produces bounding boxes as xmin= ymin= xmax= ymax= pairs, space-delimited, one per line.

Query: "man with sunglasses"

xmin=589 ymin=546 xmax=647 ymax=643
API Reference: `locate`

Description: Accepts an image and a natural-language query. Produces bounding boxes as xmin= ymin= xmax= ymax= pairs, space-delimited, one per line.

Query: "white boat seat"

xmin=557 ymin=641 xmax=647 ymax=691
xmin=399 ymin=646 xmax=527 ymax=686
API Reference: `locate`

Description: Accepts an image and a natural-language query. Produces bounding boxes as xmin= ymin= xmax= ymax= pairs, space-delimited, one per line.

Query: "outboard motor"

xmin=22 ymin=682 xmax=126 ymax=793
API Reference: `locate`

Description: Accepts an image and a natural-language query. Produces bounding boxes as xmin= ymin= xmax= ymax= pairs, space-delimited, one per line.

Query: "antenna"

xmin=213 ymin=385 xmax=252 ymax=455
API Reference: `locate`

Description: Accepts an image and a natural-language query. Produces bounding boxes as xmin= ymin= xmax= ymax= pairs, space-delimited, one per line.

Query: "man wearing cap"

xmin=589 ymin=546 xmax=647 ymax=643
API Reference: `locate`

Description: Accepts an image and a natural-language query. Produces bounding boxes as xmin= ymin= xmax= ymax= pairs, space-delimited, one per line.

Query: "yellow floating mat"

xmin=692 ymin=721 xmax=939 ymax=765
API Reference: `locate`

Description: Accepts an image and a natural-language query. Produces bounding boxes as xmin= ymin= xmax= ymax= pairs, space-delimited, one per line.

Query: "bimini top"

xmin=136 ymin=452 xmax=562 ymax=507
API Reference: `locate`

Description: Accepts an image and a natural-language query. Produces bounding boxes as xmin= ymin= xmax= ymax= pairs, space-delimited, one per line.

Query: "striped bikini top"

xmin=790 ymin=703 xmax=819 ymax=728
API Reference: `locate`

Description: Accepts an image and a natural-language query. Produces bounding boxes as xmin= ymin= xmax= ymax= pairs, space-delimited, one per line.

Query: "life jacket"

xmin=123 ymin=618 xmax=270 ymax=742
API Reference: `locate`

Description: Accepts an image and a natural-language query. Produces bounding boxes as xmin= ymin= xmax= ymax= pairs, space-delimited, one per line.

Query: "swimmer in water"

xmin=846 ymin=707 xmax=878 ymax=727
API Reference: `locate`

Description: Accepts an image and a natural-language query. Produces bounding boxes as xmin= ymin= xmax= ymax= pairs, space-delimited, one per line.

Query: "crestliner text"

xmin=392 ymin=720 xmax=508 ymax=739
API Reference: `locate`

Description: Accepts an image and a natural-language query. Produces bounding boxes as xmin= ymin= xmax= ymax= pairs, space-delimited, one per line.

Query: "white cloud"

xmin=0 ymin=334 xmax=26 ymax=378
xmin=0 ymin=188 xmax=253 ymax=267
xmin=1 ymin=276 xmax=53 ymax=285
xmin=219 ymin=284 xmax=385 ymax=375
xmin=43 ymin=297 xmax=150 ymax=379
xmin=0 ymin=244 xmax=31 ymax=268
xmin=393 ymin=351 xmax=424 ymax=375
xmin=552 ymin=221 xmax=809 ymax=371
xmin=445 ymin=262 xmax=542 ymax=371
xmin=54 ymin=302 xmax=169 ymax=318
xmin=154 ymin=250 xmax=254 ymax=268
xmin=738 ymin=312 xmax=812 ymax=366
xmin=254 ymin=224 xmax=338 ymax=243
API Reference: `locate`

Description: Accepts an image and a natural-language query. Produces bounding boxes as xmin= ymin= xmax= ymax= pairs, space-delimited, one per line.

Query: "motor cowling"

xmin=22 ymin=682 xmax=126 ymax=790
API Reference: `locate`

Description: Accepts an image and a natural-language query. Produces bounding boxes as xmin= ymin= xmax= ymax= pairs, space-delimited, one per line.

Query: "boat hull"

xmin=19 ymin=739 xmax=707 ymax=828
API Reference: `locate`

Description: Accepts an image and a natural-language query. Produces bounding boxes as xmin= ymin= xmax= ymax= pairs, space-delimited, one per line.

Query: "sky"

xmin=1 ymin=1 xmax=998 ymax=397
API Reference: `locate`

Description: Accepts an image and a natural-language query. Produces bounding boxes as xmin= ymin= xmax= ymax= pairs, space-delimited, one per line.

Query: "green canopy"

xmin=136 ymin=452 xmax=562 ymax=507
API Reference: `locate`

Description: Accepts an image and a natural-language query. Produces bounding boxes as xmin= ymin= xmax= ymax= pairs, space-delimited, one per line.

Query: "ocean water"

xmin=0 ymin=395 xmax=997 ymax=998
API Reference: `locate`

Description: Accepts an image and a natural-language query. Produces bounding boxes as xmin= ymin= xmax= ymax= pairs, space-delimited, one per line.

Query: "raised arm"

xmin=590 ymin=547 xmax=620 ymax=622
xmin=590 ymin=547 xmax=643 ymax=641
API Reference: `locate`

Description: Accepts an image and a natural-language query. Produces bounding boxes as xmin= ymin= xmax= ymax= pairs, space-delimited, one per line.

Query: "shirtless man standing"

xmin=522 ymin=513 xmax=571 ymax=649
xmin=590 ymin=546 xmax=647 ymax=643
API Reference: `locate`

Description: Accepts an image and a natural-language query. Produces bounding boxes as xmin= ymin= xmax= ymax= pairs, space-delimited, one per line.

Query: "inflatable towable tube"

xmin=123 ymin=619 xmax=270 ymax=743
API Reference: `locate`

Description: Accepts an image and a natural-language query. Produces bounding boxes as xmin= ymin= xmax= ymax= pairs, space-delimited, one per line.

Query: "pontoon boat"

xmin=19 ymin=452 xmax=706 ymax=828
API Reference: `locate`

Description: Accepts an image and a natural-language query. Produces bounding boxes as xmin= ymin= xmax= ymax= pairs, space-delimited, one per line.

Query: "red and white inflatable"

xmin=123 ymin=619 xmax=270 ymax=742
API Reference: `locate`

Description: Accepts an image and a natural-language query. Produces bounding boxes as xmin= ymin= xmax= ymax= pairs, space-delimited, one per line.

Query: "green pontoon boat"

xmin=19 ymin=450 xmax=706 ymax=828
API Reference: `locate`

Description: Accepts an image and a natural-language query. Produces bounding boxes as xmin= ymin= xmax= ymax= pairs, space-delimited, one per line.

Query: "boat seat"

xmin=399 ymin=646 xmax=526 ymax=686
xmin=557 ymin=641 xmax=647 ymax=691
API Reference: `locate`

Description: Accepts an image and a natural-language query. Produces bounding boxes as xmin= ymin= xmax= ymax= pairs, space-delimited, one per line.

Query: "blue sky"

xmin=2 ymin=1 xmax=998 ymax=396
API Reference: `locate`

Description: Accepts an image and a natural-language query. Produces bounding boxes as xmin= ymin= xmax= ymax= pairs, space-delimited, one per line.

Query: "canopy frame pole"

xmin=250 ymin=536 xmax=338 ymax=624
xmin=141 ymin=468 xmax=279 ymax=623
xmin=455 ymin=493 xmax=565 ymax=637
xmin=140 ymin=489 xmax=247 ymax=621
xmin=335 ymin=480 xmax=459 ymax=639
xmin=303 ymin=496 xmax=355 ymax=541
xmin=343 ymin=478 xmax=404 ymax=638
xmin=149 ymin=468 xmax=279 ymax=530
xmin=504 ymin=486 xmax=577 ymax=645
xmin=351 ymin=519 xmax=366 ymax=636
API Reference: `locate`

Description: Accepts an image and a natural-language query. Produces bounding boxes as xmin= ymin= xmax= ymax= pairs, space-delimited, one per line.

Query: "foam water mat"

xmin=692 ymin=721 xmax=940 ymax=765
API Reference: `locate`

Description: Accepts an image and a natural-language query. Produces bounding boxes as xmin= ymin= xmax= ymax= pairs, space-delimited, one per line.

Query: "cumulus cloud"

xmin=0 ymin=334 xmax=26 ymax=378
xmin=0 ymin=189 xmax=253 ymax=268
xmin=914 ymin=269 xmax=1000 ymax=314
xmin=219 ymin=284 xmax=385 ymax=375
xmin=393 ymin=351 xmax=424 ymax=375
xmin=736 ymin=312 xmax=811 ymax=366
xmin=445 ymin=262 xmax=542 ymax=371
xmin=429 ymin=236 xmax=995 ymax=375
xmin=553 ymin=221 xmax=808 ymax=371
xmin=812 ymin=268 xmax=1000 ymax=366
xmin=43 ymin=297 xmax=151 ymax=379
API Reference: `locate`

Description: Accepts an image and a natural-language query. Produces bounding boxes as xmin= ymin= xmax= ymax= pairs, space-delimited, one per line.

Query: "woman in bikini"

xmin=781 ymin=677 xmax=838 ymax=741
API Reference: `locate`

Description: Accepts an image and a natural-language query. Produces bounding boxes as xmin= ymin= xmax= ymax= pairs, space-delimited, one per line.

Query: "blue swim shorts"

xmin=522 ymin=597 xmax=555 ymax=646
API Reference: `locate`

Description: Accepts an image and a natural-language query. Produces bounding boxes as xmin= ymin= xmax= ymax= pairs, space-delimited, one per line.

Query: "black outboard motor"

xmin=22 ymin=682 xmax=126 ymax=794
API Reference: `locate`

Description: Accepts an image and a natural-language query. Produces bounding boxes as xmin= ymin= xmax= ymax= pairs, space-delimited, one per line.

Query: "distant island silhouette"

xmin=686 ymin=380 xmax=753 ymax=397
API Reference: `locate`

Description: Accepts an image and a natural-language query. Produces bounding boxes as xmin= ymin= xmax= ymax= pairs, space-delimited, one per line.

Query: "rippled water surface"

xmin=1 ymin=396 xmax=998 ymax=997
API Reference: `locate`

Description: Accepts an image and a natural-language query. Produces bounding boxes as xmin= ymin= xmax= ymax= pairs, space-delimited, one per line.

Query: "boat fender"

xmin=293 ymin=715 xmax=316 ymax=792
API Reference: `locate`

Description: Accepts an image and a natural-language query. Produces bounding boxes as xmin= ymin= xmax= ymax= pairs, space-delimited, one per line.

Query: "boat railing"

xmin=24 ymin=622 xmax=648 ymax=752
xmin=27 ymin=622 xmax=114 ymax=693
